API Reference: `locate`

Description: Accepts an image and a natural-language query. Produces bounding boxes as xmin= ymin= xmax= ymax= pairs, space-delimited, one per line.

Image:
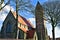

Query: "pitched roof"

xmin=12 ymin=11 xmax=27 ymax=25
xmin=36 ymin=1 xmax=43 ymax=10
xmin=20 ymin=16 xmax=34 ymax=28
xmin=12 ymin=11 xmax=34 ymax=28
xmin=10 ymin=11 xmax=34 ymax=33
xmin=10 ymin=11 xmax=36 ymax=38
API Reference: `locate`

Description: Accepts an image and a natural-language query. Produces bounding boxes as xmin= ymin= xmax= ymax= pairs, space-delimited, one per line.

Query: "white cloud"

xmin=46 ymin=22 xmax=52 ymax=38
xmin=28 ymin=18 xmax=36 ymax=28
xmin=55 ymin=27 xmax=60 ymax=38
xmin=0 ymin=3 xmax=14 ymax=30
xmin=46 ymin=21 xmax=60 ymax=38
xmin=28 ymin=18 xmax=60 ymax=38
xmin=0 ymin=4 xmax=9 ymax=21
xmin=1 ymin=3 xmax=14 ymax=12
xmin=0 ymin=13 xmax=7 ymax=21
xmin=0 ymin=3 xmax=14 ymax=21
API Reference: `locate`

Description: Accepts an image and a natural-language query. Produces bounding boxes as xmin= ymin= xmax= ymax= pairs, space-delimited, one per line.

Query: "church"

xmin=1 ymin=10 xmax=38 ymax=39
xmin=1 ymin=2 xmax=49 ymax=40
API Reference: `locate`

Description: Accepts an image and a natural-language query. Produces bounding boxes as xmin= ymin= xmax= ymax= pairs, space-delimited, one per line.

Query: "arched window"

xmin=6 ymin=21 xmax=12 ymax=33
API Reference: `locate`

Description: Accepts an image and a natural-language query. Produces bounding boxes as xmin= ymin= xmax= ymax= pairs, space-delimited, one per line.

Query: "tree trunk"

xmin=16 ymin=0 xmax=18 ymax=39
xmin=52 ymin=26 xmax=55 ymax=40
xmin=51 ymin=17 xmax=55 ymax=40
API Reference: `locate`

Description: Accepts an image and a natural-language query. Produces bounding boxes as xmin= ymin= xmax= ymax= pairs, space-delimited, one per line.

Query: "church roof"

xmin=8 ymin=11 xmax=36 ymax=38
xmin=20 ymin=16 xmax=34 ymax=28
xmin=12 ymin=11 xmax=27 ymax=26
xmin=12 ymin=11 xmax=34 ymax=28
xmin=35 ymin=1 xmax=43 ymax=11
xmin=18 ymin=26 xmax=28 ymax=33
xmin=10 ymin=11 xmax=34 ymax=33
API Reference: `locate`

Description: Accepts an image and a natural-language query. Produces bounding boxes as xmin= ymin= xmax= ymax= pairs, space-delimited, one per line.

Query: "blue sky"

xmin=0 ymin=0 xmax=60 ymax=38
xmin=19 ymin=0 xmax=48 ymax=18
xmin=31 ymin=0 xmax=48 ymax=5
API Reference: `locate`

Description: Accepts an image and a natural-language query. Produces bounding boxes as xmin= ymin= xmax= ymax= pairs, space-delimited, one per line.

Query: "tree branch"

xmin=0 ymin=0 xmax=10 ymax=10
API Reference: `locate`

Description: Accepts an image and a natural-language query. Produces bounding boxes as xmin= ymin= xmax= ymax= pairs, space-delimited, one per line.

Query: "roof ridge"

xmin=10 ymin=11 xmax=27 ymax=25
xmin=9 ymin=11 xmax=34 ymax=32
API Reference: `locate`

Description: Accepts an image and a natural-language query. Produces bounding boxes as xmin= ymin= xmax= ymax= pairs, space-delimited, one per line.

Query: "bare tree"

xmin=10 ymin=0 xmax=34 ymax=39
xmin=0 ymin=0 xmax=10 ymax=10
xmin=10 ymin=0 xmax=34 ymax=14
xmin=43 ymin=1 xmax=60 ymax=40
xmin=0 ymin=0 xmax=4 ymax=5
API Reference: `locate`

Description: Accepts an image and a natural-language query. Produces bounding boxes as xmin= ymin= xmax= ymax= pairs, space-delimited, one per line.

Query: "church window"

xmin=6 ymin=21 xmax=12 ymax=33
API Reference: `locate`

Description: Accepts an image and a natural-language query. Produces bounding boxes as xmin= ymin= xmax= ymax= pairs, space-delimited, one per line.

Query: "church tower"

xmin=35 ymin=2 xmax=46 ymax=40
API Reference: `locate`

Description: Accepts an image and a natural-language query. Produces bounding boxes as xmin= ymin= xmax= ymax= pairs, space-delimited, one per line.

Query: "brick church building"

xmin=1 ymin=1 xmax=49 ymax=40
